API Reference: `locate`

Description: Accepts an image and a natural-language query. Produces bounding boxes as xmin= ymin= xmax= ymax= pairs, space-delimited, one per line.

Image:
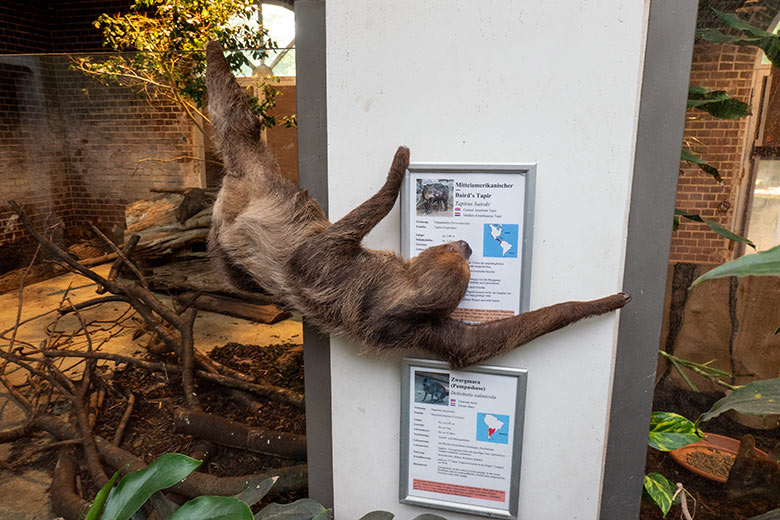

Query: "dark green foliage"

xmin=675 ymin=209 xmax=755 ymax=249
xmin=71 ymin=0 xmax=280 ymax=130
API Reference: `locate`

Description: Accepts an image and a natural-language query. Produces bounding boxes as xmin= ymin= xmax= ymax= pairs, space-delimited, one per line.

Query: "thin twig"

xmin=90 ymin=226 xmax=149 ymax=290
xmin=112 ymin=393 xmax=136 ymax=447
xmin=180 ymin=307 xmax=199 ymax=410
xmin=9 ymin=243 xmax=41 ymax=351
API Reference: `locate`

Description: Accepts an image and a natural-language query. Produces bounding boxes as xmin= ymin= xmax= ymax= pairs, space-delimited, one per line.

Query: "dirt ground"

xmin=0 ymin=265 xmax=304 ymax=519
xmin=641 ymin=383 xmax=780 ymax=520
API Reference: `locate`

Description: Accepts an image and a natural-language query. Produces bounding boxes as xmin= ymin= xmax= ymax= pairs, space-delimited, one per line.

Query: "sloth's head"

xmin=407 ymin=240 xmax=471 ymax=314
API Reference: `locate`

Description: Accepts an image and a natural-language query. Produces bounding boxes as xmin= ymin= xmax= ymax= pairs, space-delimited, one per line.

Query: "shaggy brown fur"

xmin=205 ymin=42 xmax=629 ymax=369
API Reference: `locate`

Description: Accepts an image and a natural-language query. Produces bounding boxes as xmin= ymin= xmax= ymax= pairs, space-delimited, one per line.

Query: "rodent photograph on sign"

xmin=401 ymin=164 xmax=536 ymax=323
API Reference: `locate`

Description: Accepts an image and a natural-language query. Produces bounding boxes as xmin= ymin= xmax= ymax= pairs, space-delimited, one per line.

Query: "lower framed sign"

xmin=400 ymin=359 xmax=528 ymax=518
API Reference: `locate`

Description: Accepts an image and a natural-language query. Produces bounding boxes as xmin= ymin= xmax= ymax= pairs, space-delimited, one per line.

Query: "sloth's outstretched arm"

xmin=327 ymin=146 xmax=410 ymax=242
xmin=424 ymin=292 xmax=630 ymax=368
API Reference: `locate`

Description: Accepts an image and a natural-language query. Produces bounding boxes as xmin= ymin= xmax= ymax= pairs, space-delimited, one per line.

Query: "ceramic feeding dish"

xmin=670 ymin=432 xmax=767 ymax=483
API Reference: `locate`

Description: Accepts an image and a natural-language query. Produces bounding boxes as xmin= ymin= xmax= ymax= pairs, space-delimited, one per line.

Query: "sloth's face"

xmin=444 ymin=240 xmax=472 ymax=260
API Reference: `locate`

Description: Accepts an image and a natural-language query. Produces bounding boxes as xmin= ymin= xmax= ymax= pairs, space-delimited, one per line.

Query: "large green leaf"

xmin=749 ymin=507 xmax=780 ymax=519
xmin=680 ymin=149 xmax=722 ymax=181
xmin=358 ymin=513 xmax=394 ymax=520
xmin=643 ymin=473 xmax=677 ymax=517
xmin=691 ymin=243 xmax=780 ymax=288
xmin=100 ymin=453 xmax=202 ymax=520
xmin=85 ymin=469 xmax=121 ymax=520
xmin=255 ymin=499 xmax=330 ymax=520
xmin=699 ymin=9 xmax=780 ymax=68
xmin=232 ymin=476 xmax=277 ymax=508
xmin=712 ymin=9 xmax=774 ymax=37
xmin=675 ymin=209 xmax=755 ymax=249
xmin=688 ymin=87 xmax=751 ymax=119
xmin=648 ymin=412 xmax=702 ymax=451
xmin=699 ymin=378 xmax=780 ymax=422
xmin=169 ymin=496 xmax=253 ymax=520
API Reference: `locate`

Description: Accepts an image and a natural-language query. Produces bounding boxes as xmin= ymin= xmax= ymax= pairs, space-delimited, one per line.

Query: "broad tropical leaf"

xmin=232 ymin=476 xmax=277 ymax=508
xmin=84 ymin=469 xmax=121 ymax=520
xmin=699 ymin=378 xmax=780 ymax=422
xmin=681 ymin=148 xmax=722 ymax=181
xmin=675 ymin=209 xmax=755 ymax=249
xmin=100 ymin=453 xmax=202 ymax=520
xmin=168 ymin=496 xmax=253 ymax=520
xmin=688 ymin=87 xmax=751 ymax=119
xmin=749 ymin=507 xmax=780 ymax=519
xmin=643 ymin=473 xmax=677 ymax=517
xmin=648 ymin=412 xmax=702 ymax=451
xmin=699 ymin=9 xmax=780 ymax=68
xmin=358 ymin=512 xmax=395 ymax=520
xmin=691 ymin=243 xmax=780 ymax=288
xmin=255 ymin=498 xmax=330 ymax=520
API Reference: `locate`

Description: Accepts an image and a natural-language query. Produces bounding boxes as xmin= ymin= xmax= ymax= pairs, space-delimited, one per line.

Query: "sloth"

xmin=205 ymin=42 xmax=629 ymax=369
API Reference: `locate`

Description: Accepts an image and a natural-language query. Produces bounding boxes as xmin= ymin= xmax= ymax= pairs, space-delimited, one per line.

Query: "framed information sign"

xmin=400 ymin=163 xmax=536 ymax=321
xmin=400 ymin=359 xmax=528 ymax=518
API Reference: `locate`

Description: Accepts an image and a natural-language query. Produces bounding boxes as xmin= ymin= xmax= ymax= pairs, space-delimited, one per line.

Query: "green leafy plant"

xmin=85 ymin=452 xmax=449 ymax=520
xmin=674 ymin=208 xmax=755 ymax=250
xmin=658 ymin=350 xmax=741 ymax=392
xmin=687 ymin=86 xmax=752 ymax=120
xmin=674 ymin=8 xmax=767 ymax=247
xmin=70 ymin=0 xmax=281 ymax=134
xmin=643 ymin=412 xmax=700 ymax=516
xmin=648 ymin=411 xmax=703 ymax=452
xmin=699 ymin=8 xmax=780 ymax=68
xmin=84 ymin=453 xmax=253 ymax=520
xmin=643 ymin=473 xmax=679 ymax=518
xmin=698 ymin=378 xmax=780 ymax=423
xmin=691 ymin=243 xmax=780 ymax=287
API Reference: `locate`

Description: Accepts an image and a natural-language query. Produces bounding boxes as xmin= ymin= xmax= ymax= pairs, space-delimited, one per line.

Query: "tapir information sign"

xmin=401 ymin=163 xmax=536 ymax=321
xmin=400 ymin=359 xmax=528 ymax=518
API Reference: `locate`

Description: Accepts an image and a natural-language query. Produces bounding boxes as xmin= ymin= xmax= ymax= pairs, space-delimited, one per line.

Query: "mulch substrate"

xmin=641 ymin=383 xmax=780 ymax=520
xmin=88 ymin=341 xmax=306 ymax=504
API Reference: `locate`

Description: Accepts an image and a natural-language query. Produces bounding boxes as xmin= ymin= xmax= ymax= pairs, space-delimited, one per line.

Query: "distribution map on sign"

xmin=483 ymin=224 xmax=519 ymax=258
xmin=476 ymin=413 xmax=510 ymax=444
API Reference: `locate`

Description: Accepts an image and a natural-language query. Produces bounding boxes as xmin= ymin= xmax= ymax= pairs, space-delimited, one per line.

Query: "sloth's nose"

xmin=458 ymin=240 xmax=472 ymax=259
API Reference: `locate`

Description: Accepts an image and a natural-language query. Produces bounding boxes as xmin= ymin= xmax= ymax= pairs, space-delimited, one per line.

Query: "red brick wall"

xmin=0 ymin=1 xmax=203 ymax=270
xmin=0 ymin=1 xmax=53 ymax=54
xmin=56 ymin=59 xmax=203 ymax=239
xmin=668 ymin=41 xmax=759 ymax=264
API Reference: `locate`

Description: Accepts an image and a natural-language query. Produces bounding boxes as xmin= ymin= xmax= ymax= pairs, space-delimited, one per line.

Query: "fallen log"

xmin=174 ymin=409 xmax=306 ymax=460
xmin=0 ymin=423 xmax=31 ymax=443
xmin=124 ymin=192 xmax=213 ymax=261
xmin=177 ymin=292 xmax=291 ymax=324
xmin=51 ymin=447 xmax=90 ymax=520
xmin=34 ymin=415 xmax=307 ymax=498
xmin=0 ymin=252 xmax=117 ymax=294
xmin=145 ymin=259 xmax=285 ymax=306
